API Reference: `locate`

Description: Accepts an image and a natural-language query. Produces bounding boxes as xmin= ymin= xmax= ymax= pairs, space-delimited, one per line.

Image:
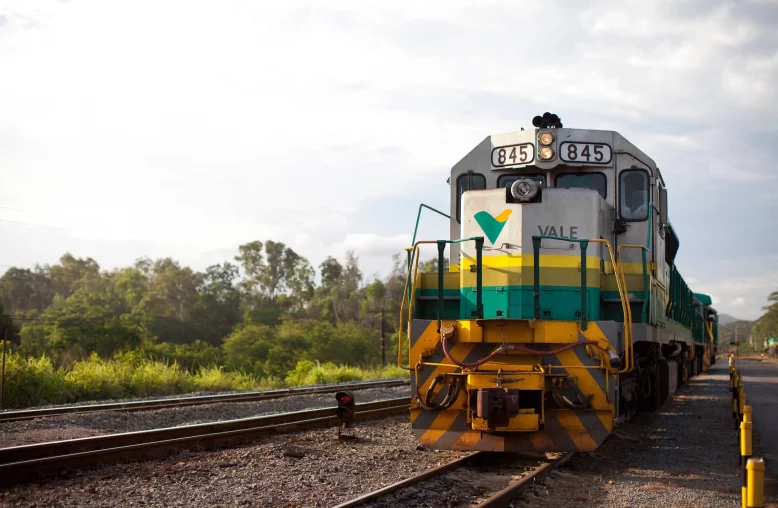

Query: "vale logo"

xmin=474 ymin=209 xmax=512 ymax=244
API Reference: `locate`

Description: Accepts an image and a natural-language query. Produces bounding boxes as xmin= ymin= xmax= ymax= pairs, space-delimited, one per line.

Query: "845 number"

xmin=491 ymin=143 xmax=534 ymax=167
xmin=559 ymin=142 xmax=612 ymax=164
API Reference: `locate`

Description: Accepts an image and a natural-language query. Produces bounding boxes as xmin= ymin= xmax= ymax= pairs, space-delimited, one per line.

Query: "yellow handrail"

xmin=398 ymin=240 xmax=439 ymax=369
xmin=590 ymin=239 xmax=632 ymax=374
xmin=399 ymin=237 xmax=636 ymax=375
xmin=617 ymin=244 xmax=649 ymax=372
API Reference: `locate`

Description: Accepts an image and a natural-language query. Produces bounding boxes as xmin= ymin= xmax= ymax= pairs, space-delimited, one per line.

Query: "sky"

xmin=0 ymin=0 xmax=776 ymax=320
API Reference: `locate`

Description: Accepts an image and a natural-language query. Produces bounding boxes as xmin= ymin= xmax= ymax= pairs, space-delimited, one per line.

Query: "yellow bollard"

xmin=742 ymin=407 xmax=753 ymax=454
xmin=746 ymin=457 xmax=765 ymax=508
xmin=740 ymin=406 xmax=752 ymax=466
xmin=736 ymin=385 xmax=745 ymax=428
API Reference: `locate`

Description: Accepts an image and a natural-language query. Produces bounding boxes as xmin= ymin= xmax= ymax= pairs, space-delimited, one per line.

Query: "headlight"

xmin=539 ymin=146 xmax=555 ymax=160
xmin=515 ymin=181 xmax=532 ymax=196
xmin=510 ymin=178 xmax=540 ymax=201
xmin=538 ymin=132 xmax=554 ymax=146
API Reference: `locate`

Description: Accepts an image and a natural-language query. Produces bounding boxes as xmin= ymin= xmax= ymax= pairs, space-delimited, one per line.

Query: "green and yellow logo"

xmin=474 ymin=209 xmax=512 ymax=244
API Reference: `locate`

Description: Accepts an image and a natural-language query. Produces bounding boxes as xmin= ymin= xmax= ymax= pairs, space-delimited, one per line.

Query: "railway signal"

xmin=335 ymin=391 xmax=356 ymax=439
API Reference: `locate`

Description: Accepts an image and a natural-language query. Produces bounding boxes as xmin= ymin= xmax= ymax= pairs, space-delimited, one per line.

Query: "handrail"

xmin=405 ymin=204 xmax=452 ymax=305
xmin=531 ymin=235 xmax=590 ymax=330
xmin=643 ymin=202 xmax=653 ymax=322
xmin=398 ymin=237 xmax=484 ymax=370
xmin=589 ymin=239 xmax=633 ymax=374
xmin=411 ymin=204 xmax=450 ymax=248
xmin=531 ymin=235 xmax=632 ymax=373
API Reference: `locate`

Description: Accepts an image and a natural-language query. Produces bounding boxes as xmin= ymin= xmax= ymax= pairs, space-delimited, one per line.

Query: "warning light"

xmin=335 ymin=391 xmax=355 ymax=426
xmin=335 ymin=391 xmax=356 ymax=439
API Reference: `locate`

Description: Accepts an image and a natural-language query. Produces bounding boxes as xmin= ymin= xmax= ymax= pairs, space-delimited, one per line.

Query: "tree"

xmin=46 ymin=253 xmax=102 ymax=297
xmin=319 ymin=257 xmax=343 ymax=290
xmin=0 ymin=267 xmax=54 ymax=313
xmin=222 ymin=323 xmax=275 ymax=375
xmin=331 ymin=251 xmax=363 ymax=322
xmin=39 ymin=287 xmax=144 ymax=361
xmin=418 ymin=257 xmax=449 ymax=274
xmin=194 ymin=263 xmax=242 ymax=345
xmin=753 ymin=290 xmax=778 ymax=343
xmin=235 ymin=240 xmax=315 ymax=318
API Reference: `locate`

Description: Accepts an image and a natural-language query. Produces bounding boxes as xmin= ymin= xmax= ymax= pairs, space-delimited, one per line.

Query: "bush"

xmin=1 ymin=353 xmax=70 ymax=408
xmin=0 ymin=349 xmax=408 ymax=409
xmin=284 ymin=360 xmax=408 ymax=387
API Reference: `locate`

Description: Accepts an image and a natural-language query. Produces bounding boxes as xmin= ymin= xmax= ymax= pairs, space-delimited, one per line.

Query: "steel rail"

xmin=0 ymin=397 xmax=410 ymax=486
xmin=333 ymin=451 xmax=573 ymax=508
xmin=0 ymin=378 xmax=408 ymax=423
xmin=479 ymin=452 xmax=573 ymax=507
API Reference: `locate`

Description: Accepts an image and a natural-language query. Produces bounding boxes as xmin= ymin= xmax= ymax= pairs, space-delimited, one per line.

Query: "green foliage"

xmin=1 ymin=353 xmax=70 ymax=408
xmin=284 ymin=360 xmax=407 ymax=387
xmin=0 ymin=350 xmax=404 ymax=409
xmin=143 ymin=340 xmax=223 ymax=371
xmin=753 ymin=290 xmax=778 ymax=344
xmin=222 ymin=323 xmax=275 ymax=375
xmin=0 ymin=240 xmax=414 ymax=407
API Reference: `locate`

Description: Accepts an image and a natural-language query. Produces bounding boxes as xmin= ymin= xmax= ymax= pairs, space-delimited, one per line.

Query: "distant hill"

xmin=719 ymin=313 xmax=744 ymax=325
xmin=718 ymin=319 xmax=756 ymax=350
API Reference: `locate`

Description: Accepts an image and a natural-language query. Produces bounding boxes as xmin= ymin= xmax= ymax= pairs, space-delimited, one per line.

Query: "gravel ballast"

xmin=0 ymin=414 xmax=468 ymax=507
xmin=0 ymin=364 xmax=754 ymax=507
xmin=514 ymin=361 xmax=742 ymax=508
xmin=0 ymin=385 xmax=409 ymax=447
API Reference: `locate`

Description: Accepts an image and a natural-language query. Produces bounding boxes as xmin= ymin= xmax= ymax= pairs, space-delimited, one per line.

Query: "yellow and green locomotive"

xmin=400 ymin=113 xmax=718 ymax=453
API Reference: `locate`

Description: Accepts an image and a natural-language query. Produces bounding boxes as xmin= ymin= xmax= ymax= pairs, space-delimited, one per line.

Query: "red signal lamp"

xmin=335 ymin=391 xmax=356 ymax=428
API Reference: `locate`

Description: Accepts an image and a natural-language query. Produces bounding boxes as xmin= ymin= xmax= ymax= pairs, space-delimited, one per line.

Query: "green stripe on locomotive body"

xmin=460 ymin=285 xmax=601 ymax=321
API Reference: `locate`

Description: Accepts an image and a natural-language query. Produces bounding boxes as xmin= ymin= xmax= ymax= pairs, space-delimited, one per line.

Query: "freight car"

xmin=400 ymin=113 xmax=719 ymax=452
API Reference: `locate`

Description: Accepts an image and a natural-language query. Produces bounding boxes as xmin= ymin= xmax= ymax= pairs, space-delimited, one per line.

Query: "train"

xmin=399 ymin=113 xmax=719 ymax=452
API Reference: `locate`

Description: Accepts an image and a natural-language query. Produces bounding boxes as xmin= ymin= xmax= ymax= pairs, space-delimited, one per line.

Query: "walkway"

xmin=734 ymin=357 xmax=778 ymax=502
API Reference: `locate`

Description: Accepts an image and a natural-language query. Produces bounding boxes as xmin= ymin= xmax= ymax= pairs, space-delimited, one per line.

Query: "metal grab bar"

xmin=590 ymin=239 xmax=633 ymax=374
xmin=397 ymin=237 xmax=484 ymax=370
xmin=531 ymin=235 xmax=590 ymax=330
xmin=532 ymin=235 xmax=633 ymax=374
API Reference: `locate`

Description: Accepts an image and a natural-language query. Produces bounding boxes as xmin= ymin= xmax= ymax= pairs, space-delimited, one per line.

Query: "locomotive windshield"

xmin=555 ymin=172 xmax=607 ymax=198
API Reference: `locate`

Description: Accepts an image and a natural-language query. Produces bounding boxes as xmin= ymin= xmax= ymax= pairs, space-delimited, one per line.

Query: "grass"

xmin=0 ymin=352 xmax=408 ymax=409
xmin=284 ymin=360 xmax=407 ymax=387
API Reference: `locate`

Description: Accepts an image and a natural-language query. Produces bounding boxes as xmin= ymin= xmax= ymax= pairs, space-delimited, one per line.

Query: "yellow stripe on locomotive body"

xmin=403 ymin=114 xmax=720 ymax=453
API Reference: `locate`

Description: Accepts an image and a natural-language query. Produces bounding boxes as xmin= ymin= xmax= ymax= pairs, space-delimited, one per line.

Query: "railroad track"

xmin=0 ymin=396 xmax=410 ymax=487
xmin=0 ymin=378 xmax=408 ymax=423
xmin=334 ymin=451 xmax=573 ymax=508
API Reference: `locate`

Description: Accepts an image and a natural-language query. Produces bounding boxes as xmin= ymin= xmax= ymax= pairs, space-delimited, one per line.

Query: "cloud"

xmin=730 ymin=297 xmax=746 ymax=307
xmin=0 ymin=0 xmax=776 ymax=316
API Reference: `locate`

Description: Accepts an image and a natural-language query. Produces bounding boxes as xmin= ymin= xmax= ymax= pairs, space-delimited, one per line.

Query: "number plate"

xmin=491 ymin=143 xmax=535 ymax=167
xmin=560 ymin=143 xmax=612 ymax=164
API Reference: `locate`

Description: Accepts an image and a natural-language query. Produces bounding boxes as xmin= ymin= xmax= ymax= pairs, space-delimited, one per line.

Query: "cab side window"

xmin=456 ymin=172 xmax=486 ymax=223
xmin=620 ymin=170 xmax=649 ymax=221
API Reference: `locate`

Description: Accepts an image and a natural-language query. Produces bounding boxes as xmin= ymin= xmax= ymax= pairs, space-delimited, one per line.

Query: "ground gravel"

xmin=513 ymin=362 xmax=744 ymax=508
xmin=0 ymin=385 xmax=409 ymax=447
xmin=0 ymin=364 xmax=761 ymax=507
xmin=0 ymin=414 xmax=468 ymax=507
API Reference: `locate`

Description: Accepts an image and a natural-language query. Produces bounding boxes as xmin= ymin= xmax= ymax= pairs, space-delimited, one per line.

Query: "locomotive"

xmin=400 ymin=113 xmax=719 ymax=452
